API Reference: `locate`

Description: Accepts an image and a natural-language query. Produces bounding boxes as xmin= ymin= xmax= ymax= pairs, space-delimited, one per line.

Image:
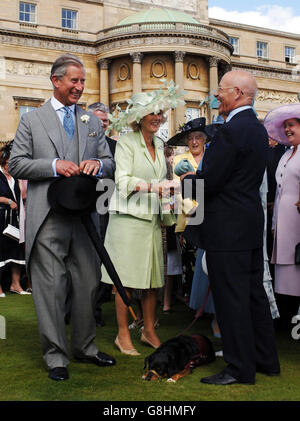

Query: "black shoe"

xmin=256 ymin=366 xmax=280 ymax=376
xmin=48 ymin=367 xmax=69 ymax=381
xmin=200 ymin=371 xmax=254 ymax=385
xmin=76 ymin=351 xmax=116 ymax=367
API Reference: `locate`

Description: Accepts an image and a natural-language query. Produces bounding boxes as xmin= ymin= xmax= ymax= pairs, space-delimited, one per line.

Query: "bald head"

xmin=222 ymin=70 xmax=257 ymax=103
xmin=215 ymin=70 xmax=257 ymax=115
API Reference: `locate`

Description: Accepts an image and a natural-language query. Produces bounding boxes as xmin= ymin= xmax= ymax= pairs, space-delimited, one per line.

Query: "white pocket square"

xmin=88 ymin=131 xmax=97 ymax=137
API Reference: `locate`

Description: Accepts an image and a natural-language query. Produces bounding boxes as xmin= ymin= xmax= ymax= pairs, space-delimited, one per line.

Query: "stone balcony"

xmin=98 ymin=21 xmax=229 ymax=43
xmin=96 ymin=21 xmax=233 ymax=62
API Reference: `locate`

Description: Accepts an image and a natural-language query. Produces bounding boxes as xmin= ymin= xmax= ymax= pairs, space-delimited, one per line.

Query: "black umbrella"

xmin=80 ymin=213 xmax=136 ymax=320
xmin=47 ymin=174 xmax=137 ymax=321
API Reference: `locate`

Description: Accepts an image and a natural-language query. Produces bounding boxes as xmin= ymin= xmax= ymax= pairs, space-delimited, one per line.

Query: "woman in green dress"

xmin=101 ymin=81 xmax=184 ymax=355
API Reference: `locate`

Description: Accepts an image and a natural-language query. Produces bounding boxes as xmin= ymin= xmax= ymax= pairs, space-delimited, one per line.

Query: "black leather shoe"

xmin=200 ymin=372 xmax=254 ymax=385
xmin=256 ymin=366 xmax=280 ymax=376
xmin=76 ymin=351 xmax=116 ymax=367
xmin=48 ymin=367 xmax=69 ymax=381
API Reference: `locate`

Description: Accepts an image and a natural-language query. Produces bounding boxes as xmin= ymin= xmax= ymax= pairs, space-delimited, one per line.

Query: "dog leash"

xmin=176 ymin=285 xmax=211 ymax=337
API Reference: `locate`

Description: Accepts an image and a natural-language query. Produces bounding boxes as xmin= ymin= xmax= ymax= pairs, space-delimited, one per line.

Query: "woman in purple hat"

xmin=264 ymin=104 xmax=300 ymax=317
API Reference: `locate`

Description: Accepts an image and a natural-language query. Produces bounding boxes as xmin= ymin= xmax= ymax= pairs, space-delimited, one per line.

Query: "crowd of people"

xmin=1 ymin=53 xmax=299 ymax=385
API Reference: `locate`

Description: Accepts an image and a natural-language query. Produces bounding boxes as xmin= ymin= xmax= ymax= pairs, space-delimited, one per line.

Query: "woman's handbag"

xmin=3 ymin=224 xmax=20 ymax=241
xmin=2 ymin=209 xmax=20 ymax=241
xmin=295 ymin=243 xmax=300 ymax=265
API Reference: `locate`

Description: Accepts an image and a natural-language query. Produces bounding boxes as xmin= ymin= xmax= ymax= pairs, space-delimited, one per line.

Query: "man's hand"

xmin=180 ymin=171 xmax=195 ymax=181
xmin=9 ymin=201 xmax=18 ymax=210
xmin=80 ymin=159 xmax=101 ymax=176
xmin=56 ymin=160 xmax=80 ymax=177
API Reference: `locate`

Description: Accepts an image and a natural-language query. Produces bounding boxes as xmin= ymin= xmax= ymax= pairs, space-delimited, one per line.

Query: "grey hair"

xmin=50 ymin=54 xmax=85 ymax=80
xmin=88 ymin=102 xmax=110 ymax=113
xmin=185 ymin=130 xmax=207 ymax=144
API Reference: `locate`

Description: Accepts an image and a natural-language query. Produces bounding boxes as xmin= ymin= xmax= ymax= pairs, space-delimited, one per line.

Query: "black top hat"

xmin=167 ymin=118 xmax=206 ymax=146
xmin=48 ymin=173 xmax=99 ymax=216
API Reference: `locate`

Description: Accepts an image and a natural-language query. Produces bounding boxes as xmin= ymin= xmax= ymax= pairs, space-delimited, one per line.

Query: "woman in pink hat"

xmin=264 ymin=104 xmax=300 ymax=316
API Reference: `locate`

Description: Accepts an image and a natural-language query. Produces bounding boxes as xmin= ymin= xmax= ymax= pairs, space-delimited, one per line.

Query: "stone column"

xmin=130 ymin=52 xmax=143 ymax=94
xmin=173 ymin=51 xmax=186 ymax=132
xmin=98 ymin=58 xmax=111 ymax=106
xmin=208 ymin=56 xmax=219 ymax=122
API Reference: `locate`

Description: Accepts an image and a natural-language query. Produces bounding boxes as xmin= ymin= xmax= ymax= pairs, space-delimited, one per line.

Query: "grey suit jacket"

xmin=9 ymin=100 xmax=115 ymax=264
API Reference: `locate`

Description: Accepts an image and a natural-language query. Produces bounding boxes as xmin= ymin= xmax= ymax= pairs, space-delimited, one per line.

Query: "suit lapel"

xmin=139 ymin=131 xmax=154 ymax=169
xmin=139 ymin=131 xmax=162 ymax=177
xmin=37 ymin=101 xmax=64 ymax=158
xmin=75 ymin=106 xmax=89 ymax=161
xmin=153 ymin=136 xmax=165 ymax=179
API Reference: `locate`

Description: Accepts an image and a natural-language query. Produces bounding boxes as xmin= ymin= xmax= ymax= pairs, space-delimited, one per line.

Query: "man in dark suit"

xmin=87 ymin=102 xmax=116 ymax=240
xmin=182 ymin=70 xmax=280 ymax=385
xmin=88 ymin=102 xmax=117 ymax=157
xmin=87 ymin=102 xmax=116 ymax=325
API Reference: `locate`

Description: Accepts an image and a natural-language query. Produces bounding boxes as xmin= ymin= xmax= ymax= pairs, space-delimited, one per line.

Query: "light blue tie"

xmin=63 ymin=106 xmax=74 ymax=140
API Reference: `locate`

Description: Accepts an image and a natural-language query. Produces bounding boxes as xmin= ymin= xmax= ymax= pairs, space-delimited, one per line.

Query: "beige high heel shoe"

xmin=114 ymin=336 xmax=141 ymax=356
xmin=140 ymin=332 xmax=160 ymax=349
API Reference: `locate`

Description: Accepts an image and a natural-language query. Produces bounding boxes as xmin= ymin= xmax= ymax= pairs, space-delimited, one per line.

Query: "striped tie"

xmin=63 ymin=106 xmax=74 ymax=140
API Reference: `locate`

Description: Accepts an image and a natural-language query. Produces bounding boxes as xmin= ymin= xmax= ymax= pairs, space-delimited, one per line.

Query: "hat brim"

xmin=48 ymin=174 xmax=99 ymax=216
xmin=167 ymin=128 xmax=206 ymax=146
xmin=204 ymin=123 xmax=223 ymax=140
xmin=167 ymin=117 xmax=207 ymax=146
xmin=264 ymin=103 xmax=300 ymax=145
xmin=167 ymin=131 xmax=189 ymax=146
xmin=127 ymin=103 xmax=169 ymax=126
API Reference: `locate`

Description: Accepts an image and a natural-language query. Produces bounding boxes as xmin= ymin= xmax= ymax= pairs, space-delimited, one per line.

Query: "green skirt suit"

xmin=101 ymin=130 xmax=175 ymax=290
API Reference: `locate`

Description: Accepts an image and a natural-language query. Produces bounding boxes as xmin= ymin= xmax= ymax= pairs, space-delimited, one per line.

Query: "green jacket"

xmin=109 ymin=130 xmax=175 ymax=226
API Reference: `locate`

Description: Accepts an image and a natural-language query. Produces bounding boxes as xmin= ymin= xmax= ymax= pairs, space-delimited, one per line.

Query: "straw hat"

xmin=108 ymin=79 xmax=185 ymax=132
xmin=263 ymin=103 xmax=300 ymax=145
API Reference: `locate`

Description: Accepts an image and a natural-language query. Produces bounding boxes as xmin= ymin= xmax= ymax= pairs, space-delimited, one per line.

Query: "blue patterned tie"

xmin=63 ymin=106 xmax=74 ymax=140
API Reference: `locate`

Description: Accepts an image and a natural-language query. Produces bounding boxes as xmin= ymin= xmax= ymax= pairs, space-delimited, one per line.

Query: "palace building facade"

xmin=1 ymin=0 xmax=300 ymax=140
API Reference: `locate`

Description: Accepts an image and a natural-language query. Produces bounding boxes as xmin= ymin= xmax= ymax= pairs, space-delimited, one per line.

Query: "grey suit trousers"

xmin=30 ymin=210 xmax=101 ymax=369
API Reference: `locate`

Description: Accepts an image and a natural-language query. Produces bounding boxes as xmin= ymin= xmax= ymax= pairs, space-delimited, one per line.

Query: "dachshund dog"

xmin=143 ymin=334 xmax=215 ymax=382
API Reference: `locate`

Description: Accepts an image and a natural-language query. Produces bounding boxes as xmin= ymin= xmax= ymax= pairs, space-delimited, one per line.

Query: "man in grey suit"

xmin=9 ymin=54 xmax=116 ymax=381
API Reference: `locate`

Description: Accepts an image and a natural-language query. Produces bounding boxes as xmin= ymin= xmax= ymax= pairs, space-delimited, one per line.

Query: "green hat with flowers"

xmin=108 ymin=79 xmax=186 ymax=132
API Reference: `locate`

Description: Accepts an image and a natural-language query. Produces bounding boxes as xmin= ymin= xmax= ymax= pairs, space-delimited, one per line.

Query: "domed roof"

xmin=118 ymin=8 xmax=199 ymax=26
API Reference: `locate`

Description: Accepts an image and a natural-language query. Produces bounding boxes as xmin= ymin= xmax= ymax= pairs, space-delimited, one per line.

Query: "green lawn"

xmin=0 ymin=293 xmax=299 ymax=402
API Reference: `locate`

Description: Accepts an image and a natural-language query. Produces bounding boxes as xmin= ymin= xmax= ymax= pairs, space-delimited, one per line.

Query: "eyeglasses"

xmin=216 ymin=86 xmax=244 ymax=95
xmin=216 ymin=86 xmax=235 ymax=93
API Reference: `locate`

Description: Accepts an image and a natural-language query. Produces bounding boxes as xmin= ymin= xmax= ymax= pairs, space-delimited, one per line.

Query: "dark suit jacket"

xmin=183 ymin=109 xmax=268 ymax=251
xmin=106 ymin=136 xmax=117 ymax=157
